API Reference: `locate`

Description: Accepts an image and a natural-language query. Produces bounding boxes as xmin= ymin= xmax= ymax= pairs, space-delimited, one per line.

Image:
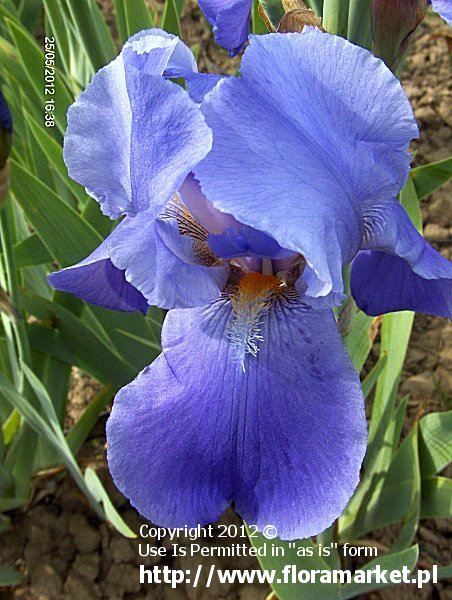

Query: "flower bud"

xmin=371 ymin=0 xmax=427 ymax=70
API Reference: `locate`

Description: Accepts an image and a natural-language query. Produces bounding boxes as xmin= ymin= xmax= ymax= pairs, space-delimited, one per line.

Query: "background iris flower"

xmin=198 ymin=0 xmax=253 ymax=55
xmin=0 ymin=90 xmax=11 ymax=203
xmin=49 ymin=27 xmax=451 ymax=540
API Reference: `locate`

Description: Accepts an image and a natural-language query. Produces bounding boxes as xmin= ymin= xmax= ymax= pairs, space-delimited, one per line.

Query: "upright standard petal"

xmin=48 ymin=230 xmax=148 ymax=314
xmin=195 ymin=29 xmax=418 ymax=299
xmin=124 ymin=28 xmax=197 ymax=75
xmin=351 ymin=199 xmax=452 ymax=317
xmin=63 ymin=29 xmax=212 ymax=220
xmin=179 ymin=173 xmax=241 ymax=234
xmin=198 ymin=0 xmax=252 ymax=56
xmin=107 ymin=283 xmax=366 ymax=540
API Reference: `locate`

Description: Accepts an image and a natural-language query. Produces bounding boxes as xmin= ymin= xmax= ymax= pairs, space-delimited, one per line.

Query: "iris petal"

xmin=195 ymin=29 xmax=418 ymax=298
xmin=351 ymin=251 xmax=452 ymax=318
xmin=351 ymin=199 xmax=452 ymax=317
xmin=63 ymin=29 xmax=211 ymax=220
xmin=208 ymin=227 xmax=294 ymax=260
xmin=198 ymin=0 xmax=252 ymax=56
xmin=124 ymin=28 xmax=197 ymax=75
xmin=179 ymin=173 xmax=238 ymax=234
xmin=108 ymin=210 xmax=229 ymax=309
xmin=107 ymin=295 xmax=366 ymax=540
xmin=183 ymin=72 xmax=227 ymax=102
xmin=48 ymin=231 xmax=148 ymax=313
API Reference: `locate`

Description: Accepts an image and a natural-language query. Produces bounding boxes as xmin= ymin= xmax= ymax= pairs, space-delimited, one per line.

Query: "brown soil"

xmin=0 ymin=7 xmax=450 ymax=600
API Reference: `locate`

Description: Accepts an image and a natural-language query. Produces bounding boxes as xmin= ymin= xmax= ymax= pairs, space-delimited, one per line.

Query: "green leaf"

xmin=305 ymin=1 xmax=323 ymax=16
xmin=24 ymin=112 xmax=86 ymax=207
xmin=43 ymin=0 xmax=72 ymax=78
xmin=356 ymin=428 xmax=420 ymax=543
xmin=323 ymin=0 xmax=349 ymax=36
xmin=27 ymin=324 xmax=76 ymax=365
xmin=83 ymin=304 xmax=161 ymax=373
xmin=341 ymin=545 xmax=418 ymax=599
xmin=22 ymin=110 xmax=56 ymax=188
xmin=366 ymin=395 xmax=408 ymax=472
xmin=84 ymin=468 xmax=136 ymax=538
xmin=12 ymin=235 xmax=52 ymax=269
xmin=0 ymin=38 xmax=33 ymax=97
xmin=19 ymin=289 xmax=137 ymax=386
xmin=1 ymin=409 xmax=21 ymax=445
xmin=20 ymin=363 xmax=64 ymax=437
xmin=0 ymin=462 xmax=15 ymax=495
xmin=62 ymin=0 xmax=116 ymax=72
xmin=43 ymin=0 xmax=93 ymax=90
xmin=421 ymin=477 xmax=452 ymax=519
xmin=113 ymin=0 xmax=154 ymax=44
xmin=0 ymin=563 xmax=23 ymax=587
xmin=342 ymin=309 xmax=375 ymax=372
xmin=16 ymin=0 xmax=42 ymax=30
xmin=437 ymin=565 xmax=452 ymax=580
xmin=419 ymin=411 xmax=452 ymax=477
xmin=0 ymin=497 xmax=28 ymax=512
xmin=347 ymin=0 xmax=371 ymax=49
xmin=391 ymin=424 xmax=421 ymax=551
xmin=160 ymin=0 xmax=181 ymax=36
xmin=37 ymin=348 xmax=72 ymax=426
xmin=361 ymin=352 xmax=387 ymax=399
xmin=66 ymin=385 xmax=115 ymax=455
xmin=368 ymin=311 xmax=413 ymax=445
xmin=81 ymin=197 xmax=113 ymax=239
xmin=5 ymin=19 xmax=42 ymax=94
xmin=0 ymin=370 xmax=104 ymax=520
xmin=339 ymin=397 xmax=408 ymax=540
xmin=400 ymin=172 xmax=422 ymax=231
xmin=115 ymin=329 xmax=161 ymax=352
xmin=411 ymin=157 xmax=452 ymax=201
xmin=10 ymin=160 xmax=103 ymax=267
xmin=0 ymin=2 xmax=20 ymax=23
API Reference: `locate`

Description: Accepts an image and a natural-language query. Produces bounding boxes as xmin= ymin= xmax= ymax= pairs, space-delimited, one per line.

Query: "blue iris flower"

xmin=49 ymin=28 xmax=451 ymax=540
xmin=198 ymin=0 xmax=252 ymax=55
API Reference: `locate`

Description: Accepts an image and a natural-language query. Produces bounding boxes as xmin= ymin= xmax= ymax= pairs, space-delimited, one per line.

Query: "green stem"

xmin=323 ymin=0 xmax=349 ymax=37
